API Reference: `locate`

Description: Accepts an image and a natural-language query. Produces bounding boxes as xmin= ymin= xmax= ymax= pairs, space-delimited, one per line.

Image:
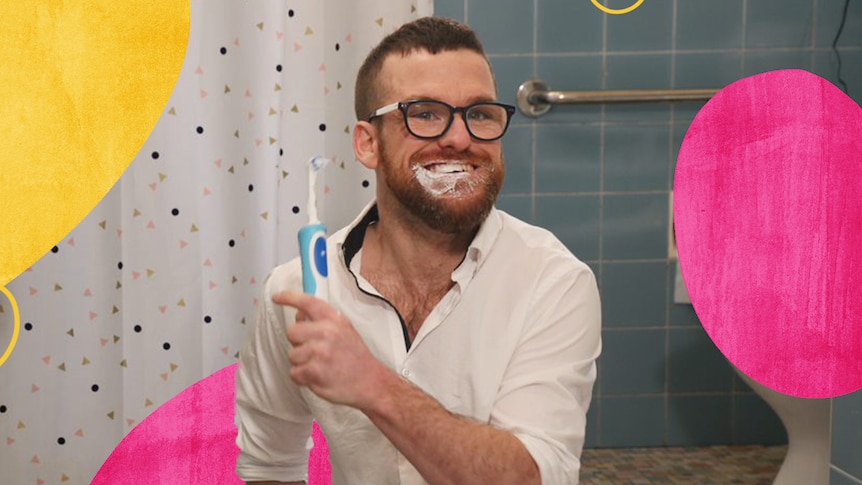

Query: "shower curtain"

xmin=0 ymin=1 xmax=432 ymax=483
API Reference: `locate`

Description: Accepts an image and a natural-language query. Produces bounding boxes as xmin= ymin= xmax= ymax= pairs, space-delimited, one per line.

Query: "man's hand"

xmin=273 ymin=291 xmax=388 ymax=409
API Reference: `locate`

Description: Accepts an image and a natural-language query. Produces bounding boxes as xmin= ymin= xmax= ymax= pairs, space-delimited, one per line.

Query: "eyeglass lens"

xmin=404 ymin=101 xmax=509 ymax=140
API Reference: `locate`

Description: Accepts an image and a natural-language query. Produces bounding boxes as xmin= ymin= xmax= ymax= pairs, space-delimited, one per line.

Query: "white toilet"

xmin=732 ymin=365 xmax=831 ymax=485
xmin=673 ymin=262 xmax=832 ymax=484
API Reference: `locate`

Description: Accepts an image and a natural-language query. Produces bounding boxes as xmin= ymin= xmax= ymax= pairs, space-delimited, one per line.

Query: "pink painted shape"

xmin=310 ymin=423 xmax=332 ymax=485
xmin=92 ymin=363 xmax=332 ymax=484
xmin=674 ymin=69 xmax=862 ymax=398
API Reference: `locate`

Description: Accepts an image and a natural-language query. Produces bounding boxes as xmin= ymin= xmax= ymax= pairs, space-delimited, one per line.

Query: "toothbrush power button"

xmin=313 ymin=236 xmax=328 ymax=277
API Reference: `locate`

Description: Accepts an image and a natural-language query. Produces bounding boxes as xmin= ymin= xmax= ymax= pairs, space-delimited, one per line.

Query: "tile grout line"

xmin=831 ymin=465 xmax=862 ymax=484
xmin=811 ymin=0 xmax=819 ymax=56
xmin=530 ymin=0 xmax=538 ymax=223
xmin=485 ymin=45 xmax=862 ymax=60
xmin=665 ymin=0 xmax=679 ymax=446
xmin=741 ymin=0 xmax=748 ymax=73
xmin=595 ymin=1 xmax=609 ymax=446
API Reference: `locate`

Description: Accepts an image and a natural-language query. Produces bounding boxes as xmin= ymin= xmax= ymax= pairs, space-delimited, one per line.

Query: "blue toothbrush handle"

xmin=298 ymin=223 xmax=329 ymax=300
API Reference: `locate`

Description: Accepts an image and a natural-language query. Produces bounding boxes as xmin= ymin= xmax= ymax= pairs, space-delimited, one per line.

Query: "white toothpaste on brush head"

xmin=306 ymin=156 xmax=330 ymax=223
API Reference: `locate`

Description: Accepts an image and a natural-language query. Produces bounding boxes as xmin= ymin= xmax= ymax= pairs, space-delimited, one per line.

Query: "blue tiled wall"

xmin=434 ymin=0 xmax=862 ymax=456
xmin=833 ymin=391 xmax=862 ymax=484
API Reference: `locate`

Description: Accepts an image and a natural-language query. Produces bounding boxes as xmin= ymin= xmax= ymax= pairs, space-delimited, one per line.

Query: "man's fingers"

xmin=272 ymin=290 xmax=339 ymax=321
xmin=287 ymin=344 xmax=313 ymax=366
xmin=287 ymin=320 xmax=330 ymax=345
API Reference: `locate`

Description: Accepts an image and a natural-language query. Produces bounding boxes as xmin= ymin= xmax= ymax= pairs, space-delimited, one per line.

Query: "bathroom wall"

xmin=833 ymin=391 xmax=862 ymax=484
xmin=434 ymin=0 xmax=862 ymax=452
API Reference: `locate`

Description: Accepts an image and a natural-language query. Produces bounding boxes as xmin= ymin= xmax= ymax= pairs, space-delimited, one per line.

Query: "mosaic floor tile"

xmin=581 ymin=445 xmax=786 ymax=484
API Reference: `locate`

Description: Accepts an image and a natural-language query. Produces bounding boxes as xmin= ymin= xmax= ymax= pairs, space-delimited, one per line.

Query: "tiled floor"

xmin=580 ymin=445 xmax=787 ymax=484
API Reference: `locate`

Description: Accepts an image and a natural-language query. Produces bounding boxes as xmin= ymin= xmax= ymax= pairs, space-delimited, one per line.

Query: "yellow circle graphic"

xmin=591 ymin=0 xmax=645 ymax=14
xmin=0 ymin=286 xmax=21 ymax=367
xmin=0 ymin=2 xmax=189 ymax=286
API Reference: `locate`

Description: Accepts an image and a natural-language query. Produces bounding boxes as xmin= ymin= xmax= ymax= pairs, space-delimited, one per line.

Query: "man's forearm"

xmin=361 ymin=369 xmax=541 ymax=485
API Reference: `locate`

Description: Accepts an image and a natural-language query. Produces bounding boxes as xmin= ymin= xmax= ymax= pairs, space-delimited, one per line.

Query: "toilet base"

xmin=734 ymin=368 xmax=831 ymax=485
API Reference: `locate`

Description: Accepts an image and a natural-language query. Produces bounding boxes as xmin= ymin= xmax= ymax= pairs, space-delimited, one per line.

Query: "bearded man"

xmin=235 ymin=16 xmax=601 ymax=485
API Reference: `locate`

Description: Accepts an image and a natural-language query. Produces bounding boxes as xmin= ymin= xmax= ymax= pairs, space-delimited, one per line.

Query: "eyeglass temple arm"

xmin=366 ymin=102 xmax=401 ymax=121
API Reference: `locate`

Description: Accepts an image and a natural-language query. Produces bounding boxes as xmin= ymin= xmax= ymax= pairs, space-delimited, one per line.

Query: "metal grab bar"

xmin=517 ymin=80 xmax=719 ymax=117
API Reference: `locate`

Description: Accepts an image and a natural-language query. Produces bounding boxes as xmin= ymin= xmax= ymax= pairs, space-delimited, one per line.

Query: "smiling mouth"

xmin=422 ymin=162 xmax=477 ymax=175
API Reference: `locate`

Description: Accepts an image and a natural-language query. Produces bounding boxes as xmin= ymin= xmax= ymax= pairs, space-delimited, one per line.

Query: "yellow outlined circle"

xmin=591 ymin=0 xmax=645 ymax=14
xmin=0 ymin=286 xmax=20 ymax=367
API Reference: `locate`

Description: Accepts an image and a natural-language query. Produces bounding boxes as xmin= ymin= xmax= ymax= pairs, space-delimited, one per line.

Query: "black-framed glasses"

xmin=366 ymin=99 xmax=516 ymax=141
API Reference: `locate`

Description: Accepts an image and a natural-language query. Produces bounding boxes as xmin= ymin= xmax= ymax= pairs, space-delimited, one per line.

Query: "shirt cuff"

xmin=236 ymin=451 xmax=309 ymax=483
xmin=514 ymin=431 xmax=582 ymax=485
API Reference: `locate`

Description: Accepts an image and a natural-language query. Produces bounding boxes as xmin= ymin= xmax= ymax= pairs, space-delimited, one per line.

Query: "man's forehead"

xmin=378 ymin=48 xmax=496 ymax=97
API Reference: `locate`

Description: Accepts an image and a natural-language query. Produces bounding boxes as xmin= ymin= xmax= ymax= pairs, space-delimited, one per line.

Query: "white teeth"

xmin=413 ymin=162 xmax=481 ymax=196
xmin=428 ymin=163 xmax=472 ymax=174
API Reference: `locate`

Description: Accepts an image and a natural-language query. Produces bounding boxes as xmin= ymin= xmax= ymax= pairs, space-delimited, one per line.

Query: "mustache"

xmin=411 ymin=149 xmax=492 ymax=166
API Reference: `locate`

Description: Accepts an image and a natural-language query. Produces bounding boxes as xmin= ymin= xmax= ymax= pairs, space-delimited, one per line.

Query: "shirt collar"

xmin=464 ymin=205 xmax=502 ymax=272
xmin=339 ymin=201 xmax=502 ymax=276
xmin=341 ymin=203 xmax=378 ymax=269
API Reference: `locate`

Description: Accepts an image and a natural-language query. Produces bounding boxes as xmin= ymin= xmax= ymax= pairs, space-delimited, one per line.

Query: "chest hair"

xmin=365 ymin=273 xmax=454 ymax=339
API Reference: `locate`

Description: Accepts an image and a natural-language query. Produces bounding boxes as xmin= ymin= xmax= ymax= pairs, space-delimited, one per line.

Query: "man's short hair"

xmin=354 ymin=17 xmax=490 ymax=121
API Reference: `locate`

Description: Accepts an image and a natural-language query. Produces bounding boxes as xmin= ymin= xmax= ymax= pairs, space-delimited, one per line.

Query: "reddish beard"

xmin=378 ymin=139 xmax=504 ymax=234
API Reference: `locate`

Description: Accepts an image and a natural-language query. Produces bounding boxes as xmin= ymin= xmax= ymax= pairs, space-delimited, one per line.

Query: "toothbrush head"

xmin=309 ymin=156 xmax=330 ymax=172
xmin=306 ymin=156 xmax=329 ymax=224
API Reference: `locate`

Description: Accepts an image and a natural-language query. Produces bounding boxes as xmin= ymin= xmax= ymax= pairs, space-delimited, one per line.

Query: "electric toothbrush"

xmin=298 ymin=156 xmax=330 ymax=300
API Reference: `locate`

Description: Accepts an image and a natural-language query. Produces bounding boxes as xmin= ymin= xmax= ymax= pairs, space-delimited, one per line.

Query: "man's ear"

xmin=354 ymin=121 xmax=380 ymax=170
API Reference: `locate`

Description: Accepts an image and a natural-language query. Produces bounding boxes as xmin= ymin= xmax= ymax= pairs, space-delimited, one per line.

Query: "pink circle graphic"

xmin=92 ymin=363 xmax=332 ymax=484
xmin=674 ymin=69 xmax=862 ymax=399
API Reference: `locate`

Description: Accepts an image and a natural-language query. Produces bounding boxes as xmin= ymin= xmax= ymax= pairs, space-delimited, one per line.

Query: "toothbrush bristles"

xmin=310 ymin=156 xmax=330 ymax=171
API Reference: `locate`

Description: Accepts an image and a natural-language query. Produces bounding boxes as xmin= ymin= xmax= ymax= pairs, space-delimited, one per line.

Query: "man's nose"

xmin=437 ymin=114 xmax=472 ymax=150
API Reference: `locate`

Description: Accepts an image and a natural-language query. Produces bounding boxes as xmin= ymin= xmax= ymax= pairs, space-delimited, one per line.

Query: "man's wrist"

xmin=357 ymin=363 xmax=404 ymax=419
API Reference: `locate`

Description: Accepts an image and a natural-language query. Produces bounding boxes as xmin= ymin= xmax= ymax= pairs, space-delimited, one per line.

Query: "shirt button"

xmin=401 ymin=368 xmax=411 ymax=378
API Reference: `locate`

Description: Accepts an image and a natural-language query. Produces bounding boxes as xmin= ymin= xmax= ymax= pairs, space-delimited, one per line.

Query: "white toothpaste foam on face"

xmin=412 ymin=161 xmax=484 ymax=197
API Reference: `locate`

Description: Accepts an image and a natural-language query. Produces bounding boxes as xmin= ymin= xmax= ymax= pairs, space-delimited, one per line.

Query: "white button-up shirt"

xmin=235 ymin=204 xmax=601 ymax=484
